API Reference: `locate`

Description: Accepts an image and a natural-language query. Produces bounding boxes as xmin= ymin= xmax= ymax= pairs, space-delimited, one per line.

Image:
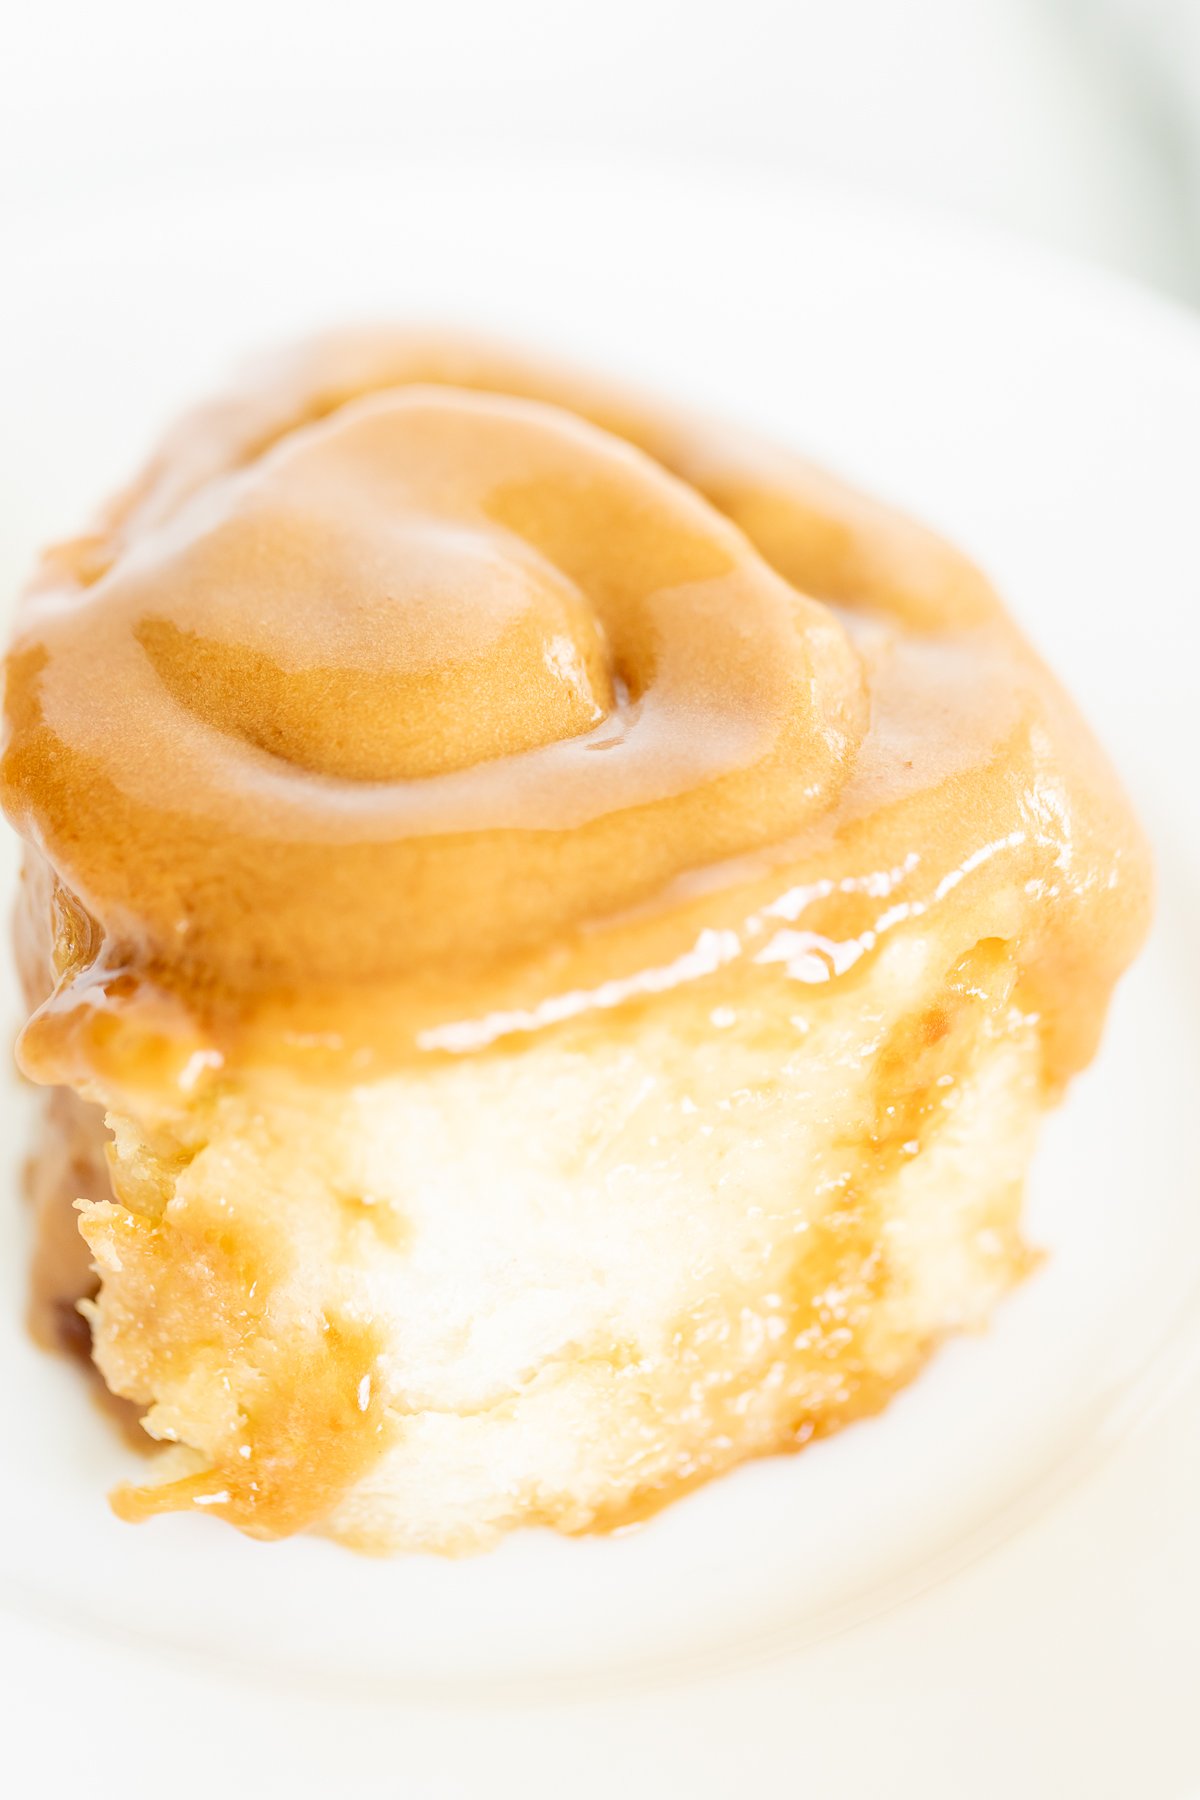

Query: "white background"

xmin=3 ymin=0 xmax=1200 ymax=302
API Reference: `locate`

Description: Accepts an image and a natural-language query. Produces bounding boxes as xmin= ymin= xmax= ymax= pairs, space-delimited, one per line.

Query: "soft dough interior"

xmin=29 ymin=928 xmax=1041 ymax=1554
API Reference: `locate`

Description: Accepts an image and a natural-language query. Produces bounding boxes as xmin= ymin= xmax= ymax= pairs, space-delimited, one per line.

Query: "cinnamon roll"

xmin=1 ymin=332 xmax=1150 ymax=1551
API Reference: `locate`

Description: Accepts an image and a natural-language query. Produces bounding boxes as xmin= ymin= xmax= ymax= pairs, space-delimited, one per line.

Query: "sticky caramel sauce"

xmin=0 ymin=332 xmax=1150 ymax=1108
xmin=109 ymin=1315 xmax=390 ymax=1538
xmin=80 ymin=1174 xmax=391 ymax=1537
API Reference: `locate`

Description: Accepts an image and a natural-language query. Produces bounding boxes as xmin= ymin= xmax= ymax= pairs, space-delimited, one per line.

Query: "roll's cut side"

xmin=46 ymin=932 xmax=1035 ymax=1552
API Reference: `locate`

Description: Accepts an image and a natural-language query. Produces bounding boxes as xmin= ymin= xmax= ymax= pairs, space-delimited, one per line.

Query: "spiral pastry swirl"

xmin=1 ymin=332 xmax=1146 ymax=1083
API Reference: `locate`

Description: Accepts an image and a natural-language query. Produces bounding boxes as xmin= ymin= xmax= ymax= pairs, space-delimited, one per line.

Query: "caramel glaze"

xmin=0 ymin=332 xmax=1150 ymax=1104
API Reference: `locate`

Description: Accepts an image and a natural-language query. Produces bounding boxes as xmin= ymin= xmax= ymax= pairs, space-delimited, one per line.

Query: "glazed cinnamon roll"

xmin=1 ymin=332 xmax=1150 ymax=1551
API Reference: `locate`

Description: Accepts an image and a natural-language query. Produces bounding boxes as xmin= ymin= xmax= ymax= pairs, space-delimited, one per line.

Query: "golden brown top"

xmin=1 ymin=331 xmax=1151 ymax=1096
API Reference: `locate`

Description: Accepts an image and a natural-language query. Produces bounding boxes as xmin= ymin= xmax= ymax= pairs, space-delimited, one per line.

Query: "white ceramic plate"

xmin=1 ymin=154 xmax=1198 ymax=1797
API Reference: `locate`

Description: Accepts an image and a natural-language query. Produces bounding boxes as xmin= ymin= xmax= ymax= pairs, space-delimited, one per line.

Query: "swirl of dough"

xmin=1 ymin=365 xmax=870 ymax=1011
